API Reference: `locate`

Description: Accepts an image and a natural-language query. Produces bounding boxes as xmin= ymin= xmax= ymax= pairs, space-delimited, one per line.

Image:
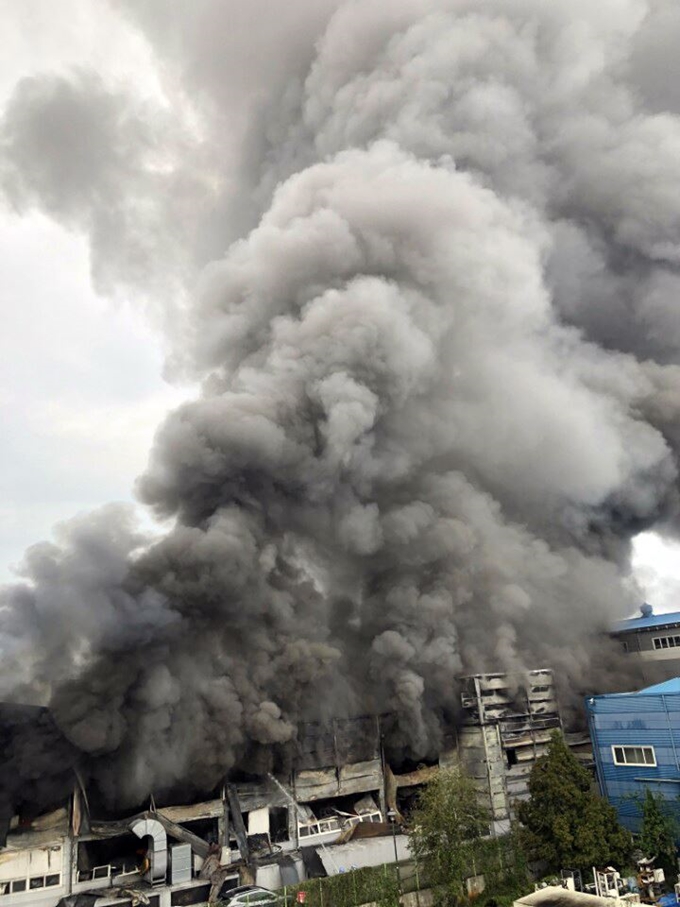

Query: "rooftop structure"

xmin=611 ymin=604 xmax=680 ymax=677
xmin=612 ymin=602 xmax=680 ymax=633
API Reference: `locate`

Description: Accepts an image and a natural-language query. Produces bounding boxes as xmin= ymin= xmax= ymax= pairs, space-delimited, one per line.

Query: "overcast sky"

xmin=1 ymin=0 xmax=679 ymax=617
xmin=0 ymin=0 xmax=189 ymax=580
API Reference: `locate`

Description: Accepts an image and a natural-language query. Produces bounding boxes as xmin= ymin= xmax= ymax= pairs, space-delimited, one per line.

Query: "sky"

xmin=0 ymin=212 xmax=187 ymax=579
xmin=631 ymin=533 xmax=680 ymax=613
xmin=0 ymin=0 xmax=190 ymax=581
xmin=0 ymin=0 xmax=679 ymax=617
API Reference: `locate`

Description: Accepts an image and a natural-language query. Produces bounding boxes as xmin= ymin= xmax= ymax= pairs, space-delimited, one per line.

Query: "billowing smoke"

xmin=2 ymin=0 xmax=680 ymax=805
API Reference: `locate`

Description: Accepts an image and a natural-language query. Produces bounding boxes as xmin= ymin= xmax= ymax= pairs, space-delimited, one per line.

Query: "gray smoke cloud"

xmin=2 ymin=0 xmax=680 ymax=804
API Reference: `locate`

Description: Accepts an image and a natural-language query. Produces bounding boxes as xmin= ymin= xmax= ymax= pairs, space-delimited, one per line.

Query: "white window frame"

xmin=612 ymin=745 xmax=656 ymax=767
xmin=652 ymin=635 xmax=680 ymax=650
xmin=91 ymin=865 xmax=112 ymax=880
xmin=0 ymin=874 xmax=62 ymax=896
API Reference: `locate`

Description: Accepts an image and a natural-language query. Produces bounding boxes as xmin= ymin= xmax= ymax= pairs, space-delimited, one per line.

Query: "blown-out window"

xmin=612 ymin=745 xmax=656 ymax=766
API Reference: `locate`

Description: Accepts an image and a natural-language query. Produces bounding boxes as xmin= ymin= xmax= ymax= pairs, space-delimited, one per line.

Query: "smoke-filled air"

xmin=3 ymin=0 xmax=680 ymax=806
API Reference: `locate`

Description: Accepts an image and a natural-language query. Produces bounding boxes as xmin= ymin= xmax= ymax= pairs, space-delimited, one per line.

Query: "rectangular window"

xmin=45 ymin=875 xmax=60 ymax=887
xmin=29 ymin=877 xmax=45 ymax=890
xmin=11 ymin=881 xmax=27 ymax=893
xmin=652 ymin=635 xmax=680 ymax=650
xmin=612 ymin=745 xmax=656 ymax=766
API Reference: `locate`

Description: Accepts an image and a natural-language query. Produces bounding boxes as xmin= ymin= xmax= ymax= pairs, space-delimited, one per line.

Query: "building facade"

xmin=0 ymin=670 xmax=576 ymax=907
xmin=451 ymin=670 xmax=564 ymax=835
xmin=0 ymin=715 xmax=408 ymax=907
xmin=585 ymin=678 xmax=680 ymax=834
xmin=612 ymin=604 xmax=680 ymax=677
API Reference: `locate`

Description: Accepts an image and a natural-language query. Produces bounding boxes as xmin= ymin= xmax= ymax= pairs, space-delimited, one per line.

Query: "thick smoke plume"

xmin=3 ymin=0 xmax=680 ymax=805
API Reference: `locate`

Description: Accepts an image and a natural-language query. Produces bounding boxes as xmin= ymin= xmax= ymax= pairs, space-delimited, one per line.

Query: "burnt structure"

xmin=450 ymin=670 xmax=562 ymax=834
xmin=0 ymin=671 xmax=584 ymax=907
xmin=0 ymin=714 xmax=398 ymax=907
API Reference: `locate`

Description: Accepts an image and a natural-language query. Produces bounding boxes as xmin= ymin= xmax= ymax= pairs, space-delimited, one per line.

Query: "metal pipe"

xmin=386 ymin=809 xmax=401 ymax=895
xmin=662 ymin=694 xmax=679 ymax=771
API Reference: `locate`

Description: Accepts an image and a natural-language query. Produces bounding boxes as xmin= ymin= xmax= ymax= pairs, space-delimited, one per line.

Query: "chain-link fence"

xmin=222 ymin=834 xmax=527 ymax=907
xmin=280 ymin=862 xmax=403 ymax=907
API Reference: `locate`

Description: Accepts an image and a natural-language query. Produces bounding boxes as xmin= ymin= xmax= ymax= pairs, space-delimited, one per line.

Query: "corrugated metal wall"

xmin=586 ymin=692 xmax=680 ymax=834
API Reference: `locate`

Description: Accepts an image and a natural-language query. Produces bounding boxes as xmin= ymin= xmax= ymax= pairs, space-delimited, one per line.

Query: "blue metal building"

xmin=586 ymin=678 xmax=680 ymax=834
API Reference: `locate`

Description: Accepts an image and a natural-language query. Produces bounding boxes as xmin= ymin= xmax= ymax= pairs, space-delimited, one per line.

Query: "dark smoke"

xmin=2 ymin=0 xmax=680 ymax=805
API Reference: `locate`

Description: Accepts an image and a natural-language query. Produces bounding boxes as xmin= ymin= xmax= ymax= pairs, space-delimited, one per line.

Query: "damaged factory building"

xmin=0 ymin=669 xmax=579 ymax=907
xmin=454 ymin=670 xmax=591 ymax=834
xmin=0 ymin=712 xmax=408 ymax=907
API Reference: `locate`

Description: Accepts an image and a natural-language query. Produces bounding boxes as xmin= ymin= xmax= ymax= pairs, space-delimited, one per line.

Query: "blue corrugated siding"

xmin=586 ymin=691 xmax=680 ymax=834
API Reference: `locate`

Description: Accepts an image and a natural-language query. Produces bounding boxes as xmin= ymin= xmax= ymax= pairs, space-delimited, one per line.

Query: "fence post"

xmin=319 ymin=877 xmax=324 ymax=907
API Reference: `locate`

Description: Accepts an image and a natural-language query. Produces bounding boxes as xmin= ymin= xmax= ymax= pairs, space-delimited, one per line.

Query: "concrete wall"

xmin=293 ymin=762 xmax=384 ymax=803
xmin=318 ymin=834 xmax=411 ymax=875
xmin=256 ymin=858 xmax=303 ymax=889
xmin=616 ymin=624 xmax=680 ymax=664
xmin=0 ymin=839 xmax=70 ymax=907
xmin=456 ymin=671 xmax=562 ymax=827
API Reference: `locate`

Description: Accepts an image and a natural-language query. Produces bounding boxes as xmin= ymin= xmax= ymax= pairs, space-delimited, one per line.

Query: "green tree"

xmin=409 ymin=766 xmax=490 ymax=904
xmin=639 ymin=788 xmax=677 ymax=876
xmin=518 ymin=732 xmax=631 ymax=873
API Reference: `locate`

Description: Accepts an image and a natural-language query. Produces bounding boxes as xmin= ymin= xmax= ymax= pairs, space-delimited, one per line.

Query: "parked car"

xmin=220 ymin=884 xmax=283 ymax=906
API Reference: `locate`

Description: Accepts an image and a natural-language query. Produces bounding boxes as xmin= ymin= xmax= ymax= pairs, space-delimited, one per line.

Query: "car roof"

xmin=229 ymin=893 xmax=278 ymax=901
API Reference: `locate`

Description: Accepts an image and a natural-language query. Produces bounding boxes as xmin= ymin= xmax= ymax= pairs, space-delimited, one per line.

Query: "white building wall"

xmin=256 ymin=860 xmax=302 ymax=890
xmin=0 ymin=840 xmax=70 ymax=907
xmin=319 ymin=834 xmax=411 ymax=875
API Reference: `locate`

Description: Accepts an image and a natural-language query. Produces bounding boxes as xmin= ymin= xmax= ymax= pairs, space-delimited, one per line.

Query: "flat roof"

xmin=612 ymin=610 xmax=680 ymax=634
xmin=587 ymin=677 xmax=680 ymax=701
